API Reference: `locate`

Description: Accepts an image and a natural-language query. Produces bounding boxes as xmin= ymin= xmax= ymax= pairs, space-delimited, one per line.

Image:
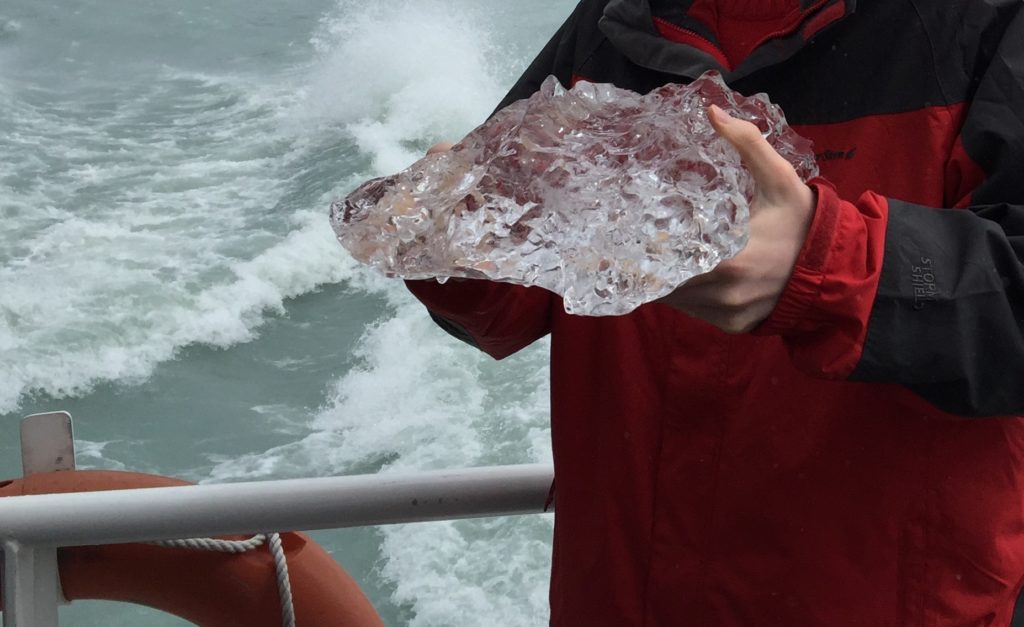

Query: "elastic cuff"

xmin=753 ymin=179 xmax=841 ymax=336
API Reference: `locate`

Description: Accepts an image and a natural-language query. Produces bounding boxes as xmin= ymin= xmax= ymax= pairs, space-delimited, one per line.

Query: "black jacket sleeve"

xmin=848 ymin=3 xmax=1024 ymax=416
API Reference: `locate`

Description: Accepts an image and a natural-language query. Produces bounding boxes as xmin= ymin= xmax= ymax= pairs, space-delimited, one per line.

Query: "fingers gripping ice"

xmin=330 ymin=71 xmax=818 ymax=316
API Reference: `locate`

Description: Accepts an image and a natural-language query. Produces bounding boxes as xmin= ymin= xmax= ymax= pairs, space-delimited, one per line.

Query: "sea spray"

xmin=2 ymin=0 xmax=575 ymax=624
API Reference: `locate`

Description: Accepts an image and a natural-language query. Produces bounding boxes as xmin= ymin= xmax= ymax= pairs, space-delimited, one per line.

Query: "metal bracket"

xmin=2 ymin=540 xmax=61 ymax=627
xmin=20 ymin=412 xmax=75 ymax=477
xmin=8 ymin=411 xmax=76 ymax=619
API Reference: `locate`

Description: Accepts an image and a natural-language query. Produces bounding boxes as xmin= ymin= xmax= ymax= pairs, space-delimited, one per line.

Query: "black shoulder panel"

xmin=493 ymin=0 xmax=611 ymax=113
xmin=732 ymin=0 xmax=959 ymax=124
xmin=570 ymin=0 xmax=998 ymax=125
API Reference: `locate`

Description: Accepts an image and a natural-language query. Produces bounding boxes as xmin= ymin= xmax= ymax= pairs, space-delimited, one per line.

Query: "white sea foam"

xmin=0 ymin=203 xmax=361 ymax=413
xmin=0 ymin=67 xmax=354 ymax=414
xmin=202 ymin=1 xmax=569 ymax=621
xmin=205 ymin=292 xmax=555 ymax=626
xmin=302 ymin=0 xmax=509 ymax=176
xmin=75 ymin=439 xmax=128 ymax=471
xmin=5 ymin=0 xmax=574 ymax=622
xmin=0 ymin=0 xmax=564 ymax=419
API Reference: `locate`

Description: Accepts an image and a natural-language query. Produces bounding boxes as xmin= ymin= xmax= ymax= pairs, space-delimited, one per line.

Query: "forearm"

xmin=758 ymin=184 xmax=1024 ymax=417
xmin=849 ymin=199 xmax=1024 ymax=416
xmin=405 ymin=278 xmax=553 ymax=359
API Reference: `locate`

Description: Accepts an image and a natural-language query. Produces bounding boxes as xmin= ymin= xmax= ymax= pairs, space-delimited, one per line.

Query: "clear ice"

xmin=330 ymin=71 xmax=818 ymax=316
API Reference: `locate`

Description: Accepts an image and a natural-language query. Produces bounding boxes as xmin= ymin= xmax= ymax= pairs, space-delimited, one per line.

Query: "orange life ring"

xmin=0 ymin=469 xmax=385 ymax=627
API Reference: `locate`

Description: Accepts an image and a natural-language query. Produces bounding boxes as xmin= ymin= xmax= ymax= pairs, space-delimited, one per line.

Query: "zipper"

xmin=747 ymin=0 xmax=830 ymax=52
xmin=653 ymin=0 xmax=834 ymax=71
xmin=653 ymin=17 xmax=734 ymax=70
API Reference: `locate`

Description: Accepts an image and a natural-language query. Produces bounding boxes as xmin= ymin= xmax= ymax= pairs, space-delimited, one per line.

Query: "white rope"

xmin=268 ymin=532 xmax=296 ymax=627
xmin=150 ymin=534 xmax=268 ymax=554
xmin=149 ymin=532 xmax=296 ymax=627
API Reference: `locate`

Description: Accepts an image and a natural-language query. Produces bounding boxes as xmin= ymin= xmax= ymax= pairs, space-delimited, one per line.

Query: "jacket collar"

xmin=598 ymin=0 xmax=856 ymax=82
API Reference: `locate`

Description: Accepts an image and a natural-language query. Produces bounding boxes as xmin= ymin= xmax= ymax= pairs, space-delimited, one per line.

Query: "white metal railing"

xmin=0 ymin=412 xmax=554 ymax=627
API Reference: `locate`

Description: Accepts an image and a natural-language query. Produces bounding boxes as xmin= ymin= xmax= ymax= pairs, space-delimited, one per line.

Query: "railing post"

xmin=2 ymin=540 xmax=60 ymax=627
xmin=0 ymin=410 xmax=73 ymax=626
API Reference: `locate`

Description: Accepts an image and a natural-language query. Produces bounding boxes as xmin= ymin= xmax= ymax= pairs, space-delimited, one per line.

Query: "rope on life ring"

xmin=148 ymin=533 xmax=297 ymax=626
xmin=0 ymin=469 xmax=385 ymax=627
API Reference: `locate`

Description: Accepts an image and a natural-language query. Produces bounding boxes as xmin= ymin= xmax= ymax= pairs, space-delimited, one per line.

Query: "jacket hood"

xmin=598 ymin=0 xmax=857 ymax=81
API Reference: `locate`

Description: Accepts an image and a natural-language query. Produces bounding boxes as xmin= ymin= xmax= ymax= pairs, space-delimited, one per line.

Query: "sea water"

xmin=0 ymin=0 xmax=574 ymax=624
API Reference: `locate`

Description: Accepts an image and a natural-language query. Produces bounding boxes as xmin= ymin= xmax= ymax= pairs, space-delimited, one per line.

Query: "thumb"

xmin=707 ymin=104 xmax=792 ymax=195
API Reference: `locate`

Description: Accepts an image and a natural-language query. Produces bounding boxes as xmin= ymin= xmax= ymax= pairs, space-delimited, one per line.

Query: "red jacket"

xmin=406 ymin=0 xmax=1024 ymax=624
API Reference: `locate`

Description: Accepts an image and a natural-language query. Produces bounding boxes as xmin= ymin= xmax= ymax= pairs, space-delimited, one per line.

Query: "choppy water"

xmin=0 ymin=1 xmax=571 ymax=624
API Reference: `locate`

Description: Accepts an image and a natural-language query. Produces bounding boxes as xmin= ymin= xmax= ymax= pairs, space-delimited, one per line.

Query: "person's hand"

xmin=427 ymin=141 xmax=454 ymax=155
xmin=656 ymin=105 xmax=816 ymax=333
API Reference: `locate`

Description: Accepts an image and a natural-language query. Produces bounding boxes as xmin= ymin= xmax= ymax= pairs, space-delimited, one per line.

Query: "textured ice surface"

xmin=331 ymin=71 xmax=818 ymax=316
